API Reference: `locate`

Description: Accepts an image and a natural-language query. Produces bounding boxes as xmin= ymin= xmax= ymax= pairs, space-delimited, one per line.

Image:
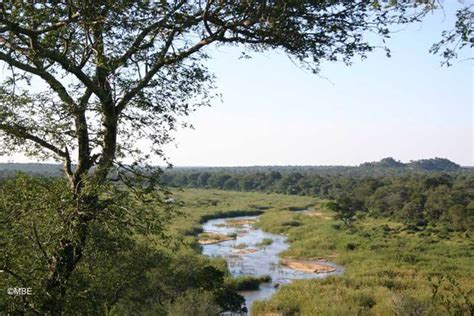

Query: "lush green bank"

xmin=162 ymin=161 xmax=474 ymax=236
xmin=171 ymin=188 xmax=473 ymax=315
xmin=169 ymin=188 xmax=318 ymax=239
xmin=252 ymin=208 xmax=473 ymax=315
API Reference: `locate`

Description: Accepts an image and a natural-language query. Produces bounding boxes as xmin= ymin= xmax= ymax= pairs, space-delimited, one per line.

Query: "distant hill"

xmin=360 ymin=157 xmax=405 ymax=169
xmin=407 ymin=158 xmax=461 ymax=172
xmin=359 ymin=157 xmax=461 ymax=172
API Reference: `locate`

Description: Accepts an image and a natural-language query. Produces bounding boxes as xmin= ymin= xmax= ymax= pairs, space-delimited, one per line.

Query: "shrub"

xmin=168 ymin=290 xmax=221 ymax=316
xmin=282 ymin=220 xmax=301 ymax=227
xmin=226 ymin=275 xmax=272 ymax=291
xmin=257 ymin=238 xmax=274 ymax=247
xmin=346 ymin=243 xmax=357 ymax=250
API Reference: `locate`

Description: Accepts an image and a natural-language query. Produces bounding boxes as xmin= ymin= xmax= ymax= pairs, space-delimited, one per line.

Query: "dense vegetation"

xmin=0 ymin=175 xmax=317 ymax=314
xmin=1 ymin=159 xmax=472 ymax=314
xmin=0 ymin=176 xmax=246 ymax=314
xmin=162 ymin=158 xmax=474 ymax=233
xmin=253 ymin=206 xmax=474 ymax=315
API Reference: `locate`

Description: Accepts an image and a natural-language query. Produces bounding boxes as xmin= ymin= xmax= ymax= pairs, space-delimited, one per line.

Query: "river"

xmin=201 ymin=215 xmax=343 ymax=314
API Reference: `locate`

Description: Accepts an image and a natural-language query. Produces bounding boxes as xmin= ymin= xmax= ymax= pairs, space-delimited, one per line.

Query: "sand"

xmin=198 ymin=232 xmax=236 ymax=245
xmin=232 ymin=248 xmax=259 ymax=254
xmin=281 ymin=258 xmax=336 ymax=273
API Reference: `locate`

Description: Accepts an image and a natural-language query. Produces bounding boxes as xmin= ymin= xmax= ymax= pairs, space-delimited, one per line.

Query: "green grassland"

xmin=170 ymin=188 xmax=319 ymax=237
xmin=173 ymin=189 xmax=473 ymax=315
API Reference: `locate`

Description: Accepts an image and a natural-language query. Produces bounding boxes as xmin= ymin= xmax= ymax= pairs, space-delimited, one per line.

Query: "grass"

xmin=253 ymin=207 xmax=474 ymax=315
xmin=171 ymin=189 xmax=473 ymax=315
xmin=257 ymin=238 xmax=274 ymax=247
xmin=169 ymin=188 xmax=318 ymax=237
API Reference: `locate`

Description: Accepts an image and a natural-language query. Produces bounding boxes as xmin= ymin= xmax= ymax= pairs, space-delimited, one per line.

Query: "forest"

xmin=161 ymin=158 xmax=474 ymax=233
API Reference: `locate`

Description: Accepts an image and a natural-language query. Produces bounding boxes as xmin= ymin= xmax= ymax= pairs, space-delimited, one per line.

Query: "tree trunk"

xmin=41 ymin=192 xmax=97 ymax=314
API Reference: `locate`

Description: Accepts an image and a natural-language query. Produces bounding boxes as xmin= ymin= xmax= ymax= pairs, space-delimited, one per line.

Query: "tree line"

xmin=161 ymin=164 xmax=474 ymax=233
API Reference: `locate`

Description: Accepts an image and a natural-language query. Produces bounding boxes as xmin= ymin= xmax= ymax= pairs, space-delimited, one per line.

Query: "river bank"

xmin=172 ymin=189 xmax=473 ymax=315
xmin=200 ymin=215 xmax=343 ymax=313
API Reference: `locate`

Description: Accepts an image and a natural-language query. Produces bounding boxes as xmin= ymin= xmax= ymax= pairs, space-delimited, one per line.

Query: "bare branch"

xmin=0 ymin=122 xmax=68 ymax=159
xmin=31 ymin=221 xmax=50 ymax=262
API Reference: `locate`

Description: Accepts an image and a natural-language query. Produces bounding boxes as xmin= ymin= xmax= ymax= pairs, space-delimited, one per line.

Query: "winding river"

xmin=201 ymin=215 xmax=344 ymax=313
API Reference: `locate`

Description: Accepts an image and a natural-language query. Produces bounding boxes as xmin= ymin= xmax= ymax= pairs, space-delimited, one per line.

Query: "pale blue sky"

xmin=1 ymin=3 xmax=472 ymax=167
xmin=164 ymin=3 xmax=473 ymax=166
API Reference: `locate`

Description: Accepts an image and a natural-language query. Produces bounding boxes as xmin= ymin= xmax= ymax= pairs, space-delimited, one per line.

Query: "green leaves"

xmin=0 ymin=174 xmax=240 ymax=314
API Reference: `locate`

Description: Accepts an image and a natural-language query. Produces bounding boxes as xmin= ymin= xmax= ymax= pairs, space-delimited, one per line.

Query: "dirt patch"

xmin=302 ymin=211 xmax=332 ymax=220
xmin=234 ymin=243 xmax=248 ymax=249
xmin=198 ymin=232 xmax=236 ymax=245
xmin=281 ymin=258 xmax=336 ymax=273
xmin=232 ymin=248 xmax=259 ymax=254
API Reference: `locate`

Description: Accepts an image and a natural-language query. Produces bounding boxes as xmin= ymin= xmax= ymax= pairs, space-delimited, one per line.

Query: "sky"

xmin=162 ymin=3 xmax=473 ymax=167
xmin=1 ymin=3 xmax=473 ymax=167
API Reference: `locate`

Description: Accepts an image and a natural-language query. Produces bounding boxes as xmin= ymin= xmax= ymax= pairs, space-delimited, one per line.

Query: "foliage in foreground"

xmin=0 ymin=176 xmax=243 ymax=314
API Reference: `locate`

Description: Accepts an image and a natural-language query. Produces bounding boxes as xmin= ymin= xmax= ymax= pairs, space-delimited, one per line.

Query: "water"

xmin=201 ymin=215 xmax=343 ymax=313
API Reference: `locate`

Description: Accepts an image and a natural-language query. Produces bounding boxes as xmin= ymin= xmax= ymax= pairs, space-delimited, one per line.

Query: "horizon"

xmin=1 ymin=156 xmax=472 ymax=168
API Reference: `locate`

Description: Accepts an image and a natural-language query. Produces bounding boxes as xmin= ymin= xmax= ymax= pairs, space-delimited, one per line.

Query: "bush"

xmin=168 ymin=290 xmax=221 ymax=316
xmin=226 ymin=275 xmax=272 ymax=291
xmin=346 ymin=243 xmax=357 ymax=250
xmin=392 ymin=295 xmax=430 ymax=316
xmin=282 ymin=220 xmax=301 ymax=227
xmin=0 ymin=176 xmax=244 ymax=315
xmin=257 ymin=238 xmax=274 ymax=247
xmin=358 ymin=294 xmax=376 ymax=310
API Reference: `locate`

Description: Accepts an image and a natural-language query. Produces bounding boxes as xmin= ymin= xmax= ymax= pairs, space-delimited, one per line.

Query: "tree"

xmin=0 ymin=175 xmax=176 ymax=314
xmin=430 ymin=3 xmax=474 ymax=66
xmin=0 ymin=0 xmax=442 ymax=313
xmin=327 ymin=196 xmax=364 ymax=227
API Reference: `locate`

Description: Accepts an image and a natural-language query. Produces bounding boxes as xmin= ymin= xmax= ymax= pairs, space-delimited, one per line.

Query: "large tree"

xmin=0 ymin=0 xmax=464 ymax=313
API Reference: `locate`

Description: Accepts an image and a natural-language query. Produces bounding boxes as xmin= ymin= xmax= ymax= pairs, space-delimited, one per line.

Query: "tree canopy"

xmin=0 ymin=0 xmax=442 ymax=189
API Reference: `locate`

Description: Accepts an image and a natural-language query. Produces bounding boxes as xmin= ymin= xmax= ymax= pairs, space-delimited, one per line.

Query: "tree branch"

xmin=31 ymin=220 xmax=50 ymax=262
xmin=110 ymin=0 xmax=188 ymax=71
xmin=0 ymin=122 xmax=68 ymax=159
xmin=116 ymin=27 xmax=225 ymax=113
xmin=0 ymin=52 xmax=76 ymax=107
xmin=0 ymin=17 xmax=107 ymax=103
